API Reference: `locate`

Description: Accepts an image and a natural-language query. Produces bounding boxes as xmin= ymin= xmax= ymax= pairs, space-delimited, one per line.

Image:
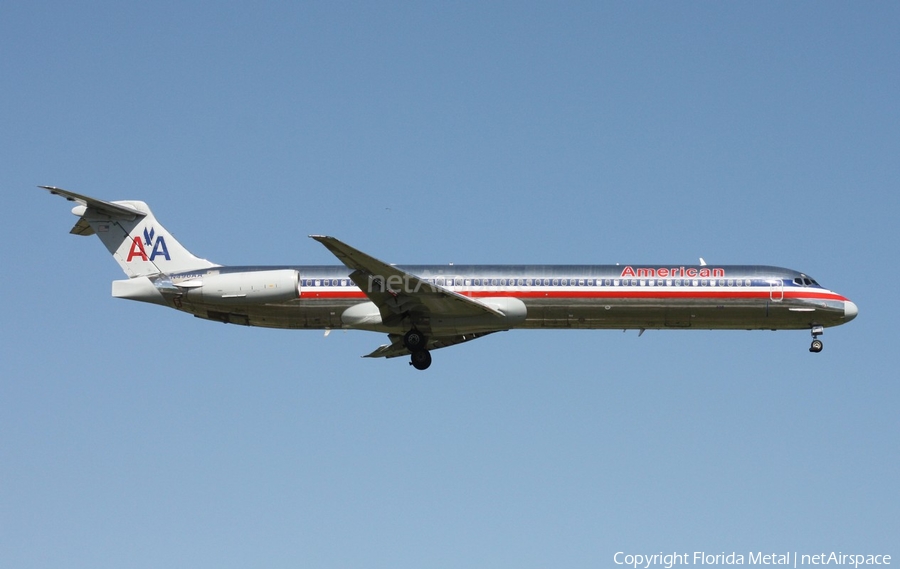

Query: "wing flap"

xmin=364 ymin=331 xmax=499 ymax=359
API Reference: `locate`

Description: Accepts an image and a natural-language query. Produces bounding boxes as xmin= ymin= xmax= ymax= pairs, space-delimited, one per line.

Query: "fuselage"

xmin=152 ymin=263 xmax=858 ymax=334
xmin=45 ymin=187 xmax=859 ymax=368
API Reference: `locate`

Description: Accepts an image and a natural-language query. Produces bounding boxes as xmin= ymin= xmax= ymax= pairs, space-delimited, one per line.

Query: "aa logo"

xmin=126 ymin=227 xmax=170 ymax=262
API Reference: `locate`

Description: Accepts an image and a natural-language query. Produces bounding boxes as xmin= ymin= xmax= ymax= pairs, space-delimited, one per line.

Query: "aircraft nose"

xmin=844 ymin=300 xmax=859 ymax=321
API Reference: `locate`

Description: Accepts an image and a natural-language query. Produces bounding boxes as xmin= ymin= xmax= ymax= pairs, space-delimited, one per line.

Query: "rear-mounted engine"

xmin=178 ymin=269 xmax=300 ymax=304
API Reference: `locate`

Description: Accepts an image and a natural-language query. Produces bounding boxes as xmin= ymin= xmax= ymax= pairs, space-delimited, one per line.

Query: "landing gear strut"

xmin=809 ymin=325 xmax=824 ymax=353
xmin=404 ymin=328 xmax=432 ymax=370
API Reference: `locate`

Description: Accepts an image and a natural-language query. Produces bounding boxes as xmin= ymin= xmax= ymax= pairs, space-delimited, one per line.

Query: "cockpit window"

xmin=794 ymin=275 xmax=821 ymax=287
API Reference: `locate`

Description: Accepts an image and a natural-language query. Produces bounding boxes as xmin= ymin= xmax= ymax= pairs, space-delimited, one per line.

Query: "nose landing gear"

xmin=809 ymin=325 xmax=824 ymax=353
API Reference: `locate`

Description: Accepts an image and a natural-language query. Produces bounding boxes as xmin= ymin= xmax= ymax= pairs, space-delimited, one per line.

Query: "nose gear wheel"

xmin=809 ymin=325 xmax=824 ymax=353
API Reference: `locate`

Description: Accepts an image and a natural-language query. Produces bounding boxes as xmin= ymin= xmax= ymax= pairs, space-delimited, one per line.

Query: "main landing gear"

xmin=809 ymin=325 xmax=824 ymax=353
xmin=404 ymin=328 xmax=432 ymax=370
xmin=410 ymin=350 xmax=432 ymax=370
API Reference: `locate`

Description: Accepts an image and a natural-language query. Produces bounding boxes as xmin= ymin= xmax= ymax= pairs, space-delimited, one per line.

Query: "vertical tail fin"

xmin=42 ymin=186 xmax=218 ymax=277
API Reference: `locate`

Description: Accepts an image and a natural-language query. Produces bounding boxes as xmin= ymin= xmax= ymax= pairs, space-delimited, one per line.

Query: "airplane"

xmin=42 ymin=186 xmax=858 ymax=370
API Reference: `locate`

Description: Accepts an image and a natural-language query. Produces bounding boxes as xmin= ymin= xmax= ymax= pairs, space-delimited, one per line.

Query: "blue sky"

xmin=2 ymin=2 xmax=898 ymax=567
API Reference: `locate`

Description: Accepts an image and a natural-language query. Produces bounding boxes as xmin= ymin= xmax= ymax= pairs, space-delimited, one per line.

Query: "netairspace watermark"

xmin=614 ymin=552 xmax=891 ymax=569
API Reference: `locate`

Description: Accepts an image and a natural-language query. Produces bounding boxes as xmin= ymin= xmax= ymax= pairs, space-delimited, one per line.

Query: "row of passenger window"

xmin=300 ymin=278 xmax=758 ymax=288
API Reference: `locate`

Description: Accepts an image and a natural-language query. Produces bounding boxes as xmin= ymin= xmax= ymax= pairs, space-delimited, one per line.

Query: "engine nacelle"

xmin=181 ymin=269 xmax=300 ymax=304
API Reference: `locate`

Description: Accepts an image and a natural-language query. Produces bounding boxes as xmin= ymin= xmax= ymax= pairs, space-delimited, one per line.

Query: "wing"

xmin=310 ymin=235 xmax=503 ymax=328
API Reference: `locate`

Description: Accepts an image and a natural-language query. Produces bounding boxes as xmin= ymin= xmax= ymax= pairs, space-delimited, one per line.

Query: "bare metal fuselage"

xmin=147 ymin=263 xmax=854 ymax=334
xmin=43 ymin=187 xmax=857 ymax=368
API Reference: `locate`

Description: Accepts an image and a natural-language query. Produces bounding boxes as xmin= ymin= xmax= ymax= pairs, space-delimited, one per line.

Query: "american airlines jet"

xmin=43 ymin=186 xmax=858 ymax=370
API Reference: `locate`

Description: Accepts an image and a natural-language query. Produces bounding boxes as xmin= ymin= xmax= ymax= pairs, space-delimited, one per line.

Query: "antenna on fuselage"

xmin=699 ymin=258 xmax=707 ymax=266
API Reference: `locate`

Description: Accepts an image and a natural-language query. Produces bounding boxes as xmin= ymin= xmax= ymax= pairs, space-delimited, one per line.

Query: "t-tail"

xmin=41 ymin=186 xmax=217 ymax=277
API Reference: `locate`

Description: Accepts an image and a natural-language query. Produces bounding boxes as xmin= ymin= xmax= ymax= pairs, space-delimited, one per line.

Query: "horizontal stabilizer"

xmin=44 ymin=185 xmax=218 ymax=277
xmin=40 ymin=186 xmax=144 ymax=219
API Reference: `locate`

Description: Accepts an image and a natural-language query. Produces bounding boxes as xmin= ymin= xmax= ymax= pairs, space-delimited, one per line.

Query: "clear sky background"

xmin=2 ymin=2 xmax=898 ymax=568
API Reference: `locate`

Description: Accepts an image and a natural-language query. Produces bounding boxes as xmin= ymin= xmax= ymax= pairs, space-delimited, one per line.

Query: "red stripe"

xmin=300 ymin=289 xmax=849 ymax=302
